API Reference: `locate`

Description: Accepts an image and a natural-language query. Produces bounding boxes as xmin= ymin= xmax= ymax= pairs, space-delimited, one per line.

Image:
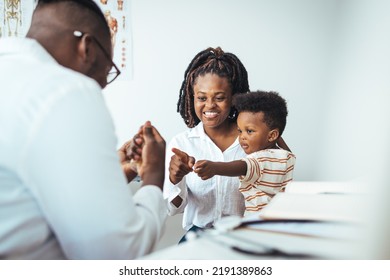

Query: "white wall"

xmin=105 ymin=0 xmax=386 ymax=180
xmin=103 ymin=0 xmax=339 ymax=181
xmin=315 ymin=0 xmax=390 ymax=258
xmin=317 ymin=0 xmax=390 ymax=180
xmin=104 ymin=0 xmax=390 ymax=254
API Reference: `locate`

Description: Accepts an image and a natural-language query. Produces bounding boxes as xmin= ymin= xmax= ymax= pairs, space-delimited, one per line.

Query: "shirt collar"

xmin=188 ymin=122 xmax=209 ymax=141
xmin=188 ymin=122 xmax=241 ymax=151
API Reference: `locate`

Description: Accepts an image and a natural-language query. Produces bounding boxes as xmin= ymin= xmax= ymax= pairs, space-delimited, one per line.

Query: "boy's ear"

xmin=268 ymin=129 xmax=280 ymax=142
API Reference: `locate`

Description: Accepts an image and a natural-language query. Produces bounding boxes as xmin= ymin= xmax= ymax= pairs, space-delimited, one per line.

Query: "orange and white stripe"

xmin=239 ymin=149 xmax=296 ymax=216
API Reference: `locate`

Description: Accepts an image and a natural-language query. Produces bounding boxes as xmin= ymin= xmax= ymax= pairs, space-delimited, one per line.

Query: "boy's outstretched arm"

xmin=194 ymin=160 xmax=247 ymax=180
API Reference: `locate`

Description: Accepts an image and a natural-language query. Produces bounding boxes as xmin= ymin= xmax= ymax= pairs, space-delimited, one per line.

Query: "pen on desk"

xmin=318 ymin=192 xmax=347 ymax=195
xmin=231 ymin=245 xmax=315 ymax=259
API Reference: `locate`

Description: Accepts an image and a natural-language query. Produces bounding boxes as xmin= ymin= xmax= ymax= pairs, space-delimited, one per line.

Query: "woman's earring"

xmin=228 ymin=108 xmax=237 ymax=120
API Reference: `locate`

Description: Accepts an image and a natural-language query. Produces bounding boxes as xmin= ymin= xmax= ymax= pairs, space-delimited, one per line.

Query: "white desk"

xmin=142 ymin=181 xmax=368 ymax=260
xmin=142 ymin=222 xmax=365 ymax=260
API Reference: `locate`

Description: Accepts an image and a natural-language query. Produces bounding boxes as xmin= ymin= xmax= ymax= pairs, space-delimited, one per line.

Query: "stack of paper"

xmin=258 ymin=192 xmax=363 ymax=223
xmin=234 ymin=181 xmax=368 ymax=258
xmin=285 ymin=180 xmax=367 ymax=195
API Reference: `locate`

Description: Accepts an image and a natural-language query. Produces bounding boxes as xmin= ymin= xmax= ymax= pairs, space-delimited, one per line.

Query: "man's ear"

xmin=268 ymin=129 xmax=280 ymax=142
xmin=76 ymin=34 xmax=93 ymax=63
xmin=73 ymin=34 xmax=96 ymax=75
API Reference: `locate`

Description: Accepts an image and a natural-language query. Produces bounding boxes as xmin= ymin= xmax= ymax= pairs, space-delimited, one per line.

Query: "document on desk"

xmin=228 ymin=224 xmax=363 ymax=259
xmin=258 ymin=193 xmax=364 ymax=223
xmin=230 ymin=190 xmax=368 ymax=259
xmin=241 ymin=220 xmax=360 ymax=240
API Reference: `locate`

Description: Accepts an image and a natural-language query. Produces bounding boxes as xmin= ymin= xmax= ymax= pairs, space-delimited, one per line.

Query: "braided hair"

xmin=177 ymin=47 xmax=250 ymax=128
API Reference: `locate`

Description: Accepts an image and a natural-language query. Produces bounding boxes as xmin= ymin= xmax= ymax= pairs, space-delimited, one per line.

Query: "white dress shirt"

xmin=0 ymin=38 xmax=166 ymax=259
xmin=163 ymin=124 xmax=246 ymax=230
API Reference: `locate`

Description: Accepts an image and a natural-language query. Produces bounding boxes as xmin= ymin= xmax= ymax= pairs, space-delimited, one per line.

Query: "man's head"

xmin=26 ymin=0 xmax=119 ymax=88
xmin=233 ymin=91 xmax=288 ymax=154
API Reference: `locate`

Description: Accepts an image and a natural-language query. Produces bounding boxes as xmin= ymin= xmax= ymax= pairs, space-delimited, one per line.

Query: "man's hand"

xmin=118 ymin=125 xmax=144 ymax=183
xmin=139 ymin=121 xmax=166 ymax=189
xmin=118 ymin=140 xmax=137 ymax=183
xmin=168 ymin=148 xmax=195 ymax=185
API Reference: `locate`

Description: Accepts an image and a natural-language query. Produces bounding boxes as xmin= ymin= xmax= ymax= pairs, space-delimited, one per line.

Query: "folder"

xmin=258 ymin=192 xmax=363 ymax=223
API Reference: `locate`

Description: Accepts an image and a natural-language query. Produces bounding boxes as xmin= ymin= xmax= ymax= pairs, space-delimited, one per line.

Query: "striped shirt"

xmin=239 ymin=149 xmax=296 ymax=216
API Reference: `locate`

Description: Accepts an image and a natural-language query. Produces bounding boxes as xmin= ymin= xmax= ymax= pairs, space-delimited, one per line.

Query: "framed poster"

xmin=0 ymin=0 xmax=133 ymax=81
xmin=94 ymin=0 xmax=133 ymax=81
xmin=0 ymin=0 xmax=36 ymax=38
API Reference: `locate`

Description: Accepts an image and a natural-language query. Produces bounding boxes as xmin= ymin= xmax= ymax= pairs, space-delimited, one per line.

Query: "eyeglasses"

xmin=73 ymin=30 xmax=121 ymax=85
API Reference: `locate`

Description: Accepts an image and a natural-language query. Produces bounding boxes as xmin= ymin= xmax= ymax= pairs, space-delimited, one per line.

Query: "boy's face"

xmin=237 ymin=111 xmax=275 ymax=154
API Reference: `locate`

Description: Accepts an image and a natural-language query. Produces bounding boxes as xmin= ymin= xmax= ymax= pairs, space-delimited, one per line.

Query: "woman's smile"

xmin=203 ymin=111 xmax=219 ymax=119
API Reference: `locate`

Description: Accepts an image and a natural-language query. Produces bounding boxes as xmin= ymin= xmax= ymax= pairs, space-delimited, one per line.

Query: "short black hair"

xmin=233 ymin=91 xmax=288 ymax=135
xmin=37 ymin=0 xmax=104 ymax=19
xmin=177 ymin=47 xmax=250 ymax=128
xmin=36 ymin=0 xmax=109 ymax=36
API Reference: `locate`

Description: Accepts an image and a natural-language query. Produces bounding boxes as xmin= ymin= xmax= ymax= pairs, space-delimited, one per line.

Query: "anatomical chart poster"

xmin=0 ymin=0 xmax=36 ymax=38
xmin=94 ymin=0 xmax=133 ymax=81
xmin=0 ymin=0 xmax=132 ymax=81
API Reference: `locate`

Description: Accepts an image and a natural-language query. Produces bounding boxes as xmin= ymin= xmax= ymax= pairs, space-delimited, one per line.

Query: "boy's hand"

xmin=194 ymin=160 xmax=217 ymax=180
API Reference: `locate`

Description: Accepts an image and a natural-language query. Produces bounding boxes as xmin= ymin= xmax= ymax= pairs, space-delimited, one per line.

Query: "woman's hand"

xmin=169 ymin=148 xmax=195 ymax=185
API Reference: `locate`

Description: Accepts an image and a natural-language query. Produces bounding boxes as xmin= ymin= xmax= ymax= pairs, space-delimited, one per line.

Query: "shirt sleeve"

xmin=240 ymin=157 xmax=264 ymax=185
xmin=20 ymin=80 xmax=166 ymax=259
xmin=163 ymin=137 xmax=188 ymax=215
xmin=241 ymin=150 xmax=296 ymax=195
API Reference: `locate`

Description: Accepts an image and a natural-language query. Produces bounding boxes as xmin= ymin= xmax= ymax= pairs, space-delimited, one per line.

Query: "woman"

xmin=163 ymin=47 xmax=250 ymax=240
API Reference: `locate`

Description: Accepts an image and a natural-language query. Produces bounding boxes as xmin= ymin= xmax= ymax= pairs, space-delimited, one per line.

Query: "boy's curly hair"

xmin=233 ymin=91 xmax=288 ymax=135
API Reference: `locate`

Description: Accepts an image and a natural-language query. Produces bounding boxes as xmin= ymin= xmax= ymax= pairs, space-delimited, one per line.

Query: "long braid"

xmin=177 ymin=47 xmax=249 ymax=128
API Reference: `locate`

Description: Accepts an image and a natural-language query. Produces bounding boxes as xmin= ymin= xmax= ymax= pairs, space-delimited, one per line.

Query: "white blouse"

xmin=163 ymin=124 xmax=246 ymax=230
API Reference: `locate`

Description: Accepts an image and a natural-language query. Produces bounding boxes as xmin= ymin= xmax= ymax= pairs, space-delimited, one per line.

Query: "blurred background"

xmin=6 ymin=0 xmax=388 ymax=256
xmin=103 ymin=0 xmax=389 ymax=181
xmin=104 ymin=0 xmax=390 ymax=255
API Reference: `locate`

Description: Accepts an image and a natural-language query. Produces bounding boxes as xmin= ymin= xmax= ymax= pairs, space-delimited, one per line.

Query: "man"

xmin=0 ymin=0 xmax=166 ymax=259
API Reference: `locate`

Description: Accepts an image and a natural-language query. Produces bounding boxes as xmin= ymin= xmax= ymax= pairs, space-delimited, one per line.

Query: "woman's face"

xmin=193 ymin=73 xmax=233 ymax=129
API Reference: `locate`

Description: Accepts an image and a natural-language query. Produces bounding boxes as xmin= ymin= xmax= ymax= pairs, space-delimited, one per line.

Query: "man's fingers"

xmin=134 ymin=137 xmax=143 ymax=145
xmin=150 ymin=126 xmax=164 ymax=142
xmin=142 ymin=121 xmax=153 ymax=141
xmin=142 ymin=121 xmax=164 ymax=143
